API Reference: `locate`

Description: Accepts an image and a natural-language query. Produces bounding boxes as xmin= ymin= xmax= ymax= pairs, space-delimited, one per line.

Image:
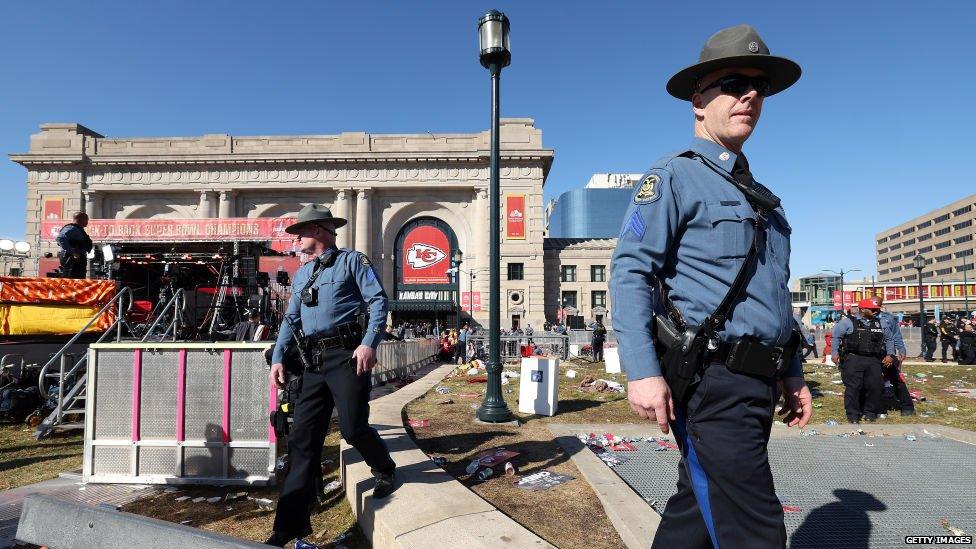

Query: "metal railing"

xmin=140 ymin=288 xmax=187 ymax=342
xmin=372 ymin=338 xmax=439 ymax=382
xmin=468 ymin=334 xmax=569 ymax=362
xmin=35 ymin=286 xmax=133 ymax=438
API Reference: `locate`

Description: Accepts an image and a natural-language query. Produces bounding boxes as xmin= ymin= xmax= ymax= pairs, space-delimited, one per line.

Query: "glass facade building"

xmin=547 ymin=188 xmax=633 ymax=238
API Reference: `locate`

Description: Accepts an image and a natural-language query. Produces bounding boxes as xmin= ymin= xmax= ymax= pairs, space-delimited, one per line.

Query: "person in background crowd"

xmin=590 ymin=319 xmax=607 ymax=362
xmin=940 ymin=317 xmax=959 ymax=363
xmin=56 ymin=212 xmax=93 ymax=279
xmin=384 ymin=325 xmax=402 ymax=342
xmin=875 ymin=297 xmax=913 ymax=416
xmin=456 ymin=323 xmax=470 ymax=364
xmin=923 ymin=318 xmax=939 ymax=362
xmin=832 ymin=299 xmax=897 ymax=423
xmin=234 ymin=309 xmax=268 ymax=341
xmin=958 ymin=323 xmax=976 ymax=365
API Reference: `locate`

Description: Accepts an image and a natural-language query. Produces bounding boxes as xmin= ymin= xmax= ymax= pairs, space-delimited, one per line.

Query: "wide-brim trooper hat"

xmin=666 ymin=24 xmax=801 ymax=101
xmin=285 ymin=203 xmax=348 ymax=235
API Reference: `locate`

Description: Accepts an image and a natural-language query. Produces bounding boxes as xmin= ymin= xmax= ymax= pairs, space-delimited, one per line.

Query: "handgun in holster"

xmin=653 ymin=314 xmax=708 ymax=406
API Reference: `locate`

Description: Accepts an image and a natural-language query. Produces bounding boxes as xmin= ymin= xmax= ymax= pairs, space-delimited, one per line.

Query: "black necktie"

xmin=732 ymin=154 xmax=755 ymax=188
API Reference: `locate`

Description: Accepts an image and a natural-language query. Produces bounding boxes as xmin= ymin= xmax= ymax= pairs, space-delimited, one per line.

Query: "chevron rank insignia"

xmin=634 ymin=174 xmax=660 ymax=204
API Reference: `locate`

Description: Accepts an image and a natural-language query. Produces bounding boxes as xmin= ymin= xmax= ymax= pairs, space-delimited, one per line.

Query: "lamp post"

xmin=452 ymin=249 xmax=463 ymax=334
xmin=824 ymin=268 xmax=860 ymax=315
xmin=0 ymin=240 xmax=31 ymax=276
xmin=477 ymin=9 xmax=513 ymax=423
xmin=914 ymin=254 xmax=927 ymax=328
xmin=964 ymin=258 xmax=970 ymax=320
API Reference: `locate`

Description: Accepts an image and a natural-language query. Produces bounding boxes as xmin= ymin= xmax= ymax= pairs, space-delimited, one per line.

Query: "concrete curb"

xmin=340 ymin=362 xmax=554 ymax=549
xmin=549 ymin=424 xmax=658 ymax=549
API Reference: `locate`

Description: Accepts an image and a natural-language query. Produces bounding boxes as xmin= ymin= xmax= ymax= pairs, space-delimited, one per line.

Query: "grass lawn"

xmin=0 ymin=423 xmax=83 ymax=491
xmin=119 ymin=421 xmax=367 ymax=549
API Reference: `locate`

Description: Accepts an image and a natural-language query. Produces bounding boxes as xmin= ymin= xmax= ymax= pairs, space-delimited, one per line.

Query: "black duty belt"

xmin=308 ymin=334 xmax=345 ymax=352
xmin=706 ymin=339 xmax=785 ymax=379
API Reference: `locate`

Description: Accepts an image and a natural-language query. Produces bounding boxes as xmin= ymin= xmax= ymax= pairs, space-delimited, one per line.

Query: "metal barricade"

xmin=372 ymin=338 xmax=439 ymax=383
xmin=467 ymin=334 xmax=569 ymax=363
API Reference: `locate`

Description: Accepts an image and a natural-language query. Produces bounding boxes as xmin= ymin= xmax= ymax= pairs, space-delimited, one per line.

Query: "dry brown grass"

xmin=404 ymin=358 xmax=632 ymax=549
xmin=0 ymin=423 xmax=83 ymax=491
xmin=120 ymin=421 xmax=367 ymax=549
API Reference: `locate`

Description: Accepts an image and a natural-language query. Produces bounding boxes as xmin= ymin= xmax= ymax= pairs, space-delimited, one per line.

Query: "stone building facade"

xmin=10 ymin=120 xmax=556 ymax=328
xmin=544 ymin=238 xmax=616 ymax=328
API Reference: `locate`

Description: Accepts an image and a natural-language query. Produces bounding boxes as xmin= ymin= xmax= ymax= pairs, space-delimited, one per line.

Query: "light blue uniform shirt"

xmin=610 ymin=137 xmax=801 ymax=381
xmin=831 ymin=314 xmax=897 ymax=357
xmin=878 ymin=311 xmax=906 ymax=355
xmin=272 ymin=247 xmax=388 ymax=364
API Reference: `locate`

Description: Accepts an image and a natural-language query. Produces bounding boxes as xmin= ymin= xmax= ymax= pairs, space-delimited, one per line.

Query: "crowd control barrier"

xmin=83 ymin=338 xmax=438 ymax=486
xmin=83 ymin=342 xmax=275 ymax=486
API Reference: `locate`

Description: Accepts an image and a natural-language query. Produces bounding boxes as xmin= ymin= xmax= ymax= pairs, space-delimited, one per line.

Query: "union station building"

xmin=11 ymin=120 xmax=618 ymax=330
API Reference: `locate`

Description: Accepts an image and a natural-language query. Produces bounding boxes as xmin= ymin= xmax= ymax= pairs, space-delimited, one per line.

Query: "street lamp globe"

xmin=913 ymin=254 xmax=926 ymax=272
xmin=14 ymin=241 xmax=30 ymax=253
xmin=0 ymin=240 xmax=13 ymax=252
xmin=478 ymin=10 xmax=511 ymax=69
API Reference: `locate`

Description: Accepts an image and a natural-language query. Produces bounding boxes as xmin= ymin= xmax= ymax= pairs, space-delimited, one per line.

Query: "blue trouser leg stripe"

xmin=674 ymin=408 xmax=719 ymax=548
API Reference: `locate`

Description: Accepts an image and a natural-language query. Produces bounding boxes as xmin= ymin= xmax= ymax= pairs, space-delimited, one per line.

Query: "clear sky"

xmin=2 ymin=1 xmax=973 ymax=282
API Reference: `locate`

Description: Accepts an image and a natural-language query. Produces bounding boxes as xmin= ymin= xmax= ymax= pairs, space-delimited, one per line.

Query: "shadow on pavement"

xmin=789 ymin=489 xmax=886 ymax=549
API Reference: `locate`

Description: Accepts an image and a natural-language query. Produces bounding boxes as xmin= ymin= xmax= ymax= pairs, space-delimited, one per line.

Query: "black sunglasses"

xmin=697 ymin=74 xmax=771 ymax=97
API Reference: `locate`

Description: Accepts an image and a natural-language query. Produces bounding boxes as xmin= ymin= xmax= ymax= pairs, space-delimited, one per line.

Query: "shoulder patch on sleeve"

xmin=620 ymin=209 xmax=647 ymax=241
xmin=634 ymin=174 xmax=661 ymax=204
xmin=358 ymin=252 xmax=372 ymax=267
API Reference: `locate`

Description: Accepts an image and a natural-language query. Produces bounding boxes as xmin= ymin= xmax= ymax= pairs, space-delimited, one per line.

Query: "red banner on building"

xmin=832 ymin=290 xmax=863 ymax=310
xmin=39 ymin=217 xmax=296 ymax=242
xmin=461 ymin=292 xmax=482 ymax=311
xmin=505 ymin=194 xmax=526 ymax=239
xmin=43 ymin=198 xmax=63 ymax=222
xmin=401 ymin=224 xmax=451 ymax=285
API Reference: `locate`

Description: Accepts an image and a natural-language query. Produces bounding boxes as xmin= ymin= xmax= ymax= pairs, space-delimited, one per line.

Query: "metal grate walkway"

xmin=606 ymin=434 xmax=976 ymax=548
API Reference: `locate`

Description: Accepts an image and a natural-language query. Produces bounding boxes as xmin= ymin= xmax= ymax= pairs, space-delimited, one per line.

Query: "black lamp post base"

xmin=476 ymin=402 xmax=515 ymax=423
xmin=474 ymin=416 xmax=519 ymax=427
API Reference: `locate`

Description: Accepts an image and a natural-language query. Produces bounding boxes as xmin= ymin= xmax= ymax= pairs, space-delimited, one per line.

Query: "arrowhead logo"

xmin=407 ymin=243 xmax=447 ymax=269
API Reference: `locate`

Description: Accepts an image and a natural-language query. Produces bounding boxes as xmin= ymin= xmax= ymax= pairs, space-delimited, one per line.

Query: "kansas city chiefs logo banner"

xmin=401 ymin=224 xmax=451 ymax=284
xmin=407 ymin=243 xmax=446 ymax=269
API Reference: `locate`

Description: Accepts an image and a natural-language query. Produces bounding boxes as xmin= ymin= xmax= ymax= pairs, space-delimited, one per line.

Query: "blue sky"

xmin=2 ymin=1 xmax=973 ymax=282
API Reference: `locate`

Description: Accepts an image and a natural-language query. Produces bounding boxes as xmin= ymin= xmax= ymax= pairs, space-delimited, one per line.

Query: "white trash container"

xmin=518 ymin=357 xmax=559 ymax=416
xmin=604 ymin=347 xmax=621 ymax=374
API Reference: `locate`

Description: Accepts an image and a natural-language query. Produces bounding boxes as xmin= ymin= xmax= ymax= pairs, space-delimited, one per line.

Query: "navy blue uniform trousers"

xmin=652 ymin=362 xmax=786 ymax=549
xmin=273 ymin=347 xmax=395 ymax=538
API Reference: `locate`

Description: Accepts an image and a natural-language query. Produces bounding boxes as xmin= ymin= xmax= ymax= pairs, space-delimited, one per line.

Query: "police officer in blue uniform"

xmin=831 ymin=298 xmax=898 ymax=423
xmin=265 ymin=204 xmax=396 ymax=547
xmin=610 ymin=25 xmax=811 ymax=548
xmin=876 ymin=296 xmax=914 ymax=415
xmin=55 ymin=212 xmax=93 ymax=279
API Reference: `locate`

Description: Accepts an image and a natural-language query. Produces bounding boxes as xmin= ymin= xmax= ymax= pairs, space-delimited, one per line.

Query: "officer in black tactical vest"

xmin=55 ymin=212 xmax=93 ymax=279
xmin=923 ymin=318 xmax=939 ymax=362
xmin=940 ymin=317 xmax=959 ymax=362
xmin=831 ymin=298 xmax=897 ymax=423
xmin=958 ymin=323 xmax=976 ymax=365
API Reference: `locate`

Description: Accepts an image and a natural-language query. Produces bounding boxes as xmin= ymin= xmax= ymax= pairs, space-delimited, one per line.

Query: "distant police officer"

xmin=958 ymin=323 xmax=976 ymax=365
xmin=940 ymin=317 xmax=959 ymax=362
xmin=875 ymin=297 xmax=914 ymax=416
xmin=831 ymin=298 xmax=897 ymax=423
xmin=55 ymin=212 xmax=93 ymax=279
xmin=923 ymin=318 xmax=939 ymax=362
xmin=264 ymin=204 xmax=396 ymax=547
xmin=610 ymin=25 xmax=811 ymax=549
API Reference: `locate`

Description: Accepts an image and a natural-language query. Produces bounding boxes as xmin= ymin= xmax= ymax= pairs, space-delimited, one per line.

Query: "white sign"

xmin=519 ymin=357 xmax=559 ymax=416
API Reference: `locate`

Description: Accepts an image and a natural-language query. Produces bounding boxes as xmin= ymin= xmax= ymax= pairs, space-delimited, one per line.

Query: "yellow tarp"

xmin=0 ymin=303 xmax=115 ymax=335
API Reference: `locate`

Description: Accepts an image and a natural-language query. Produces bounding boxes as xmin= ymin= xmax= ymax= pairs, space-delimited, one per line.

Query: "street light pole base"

xmin=474 ymin=417 xmax=520 ymax=427
xmin=476 ymin=403 xmax=515 ymax=423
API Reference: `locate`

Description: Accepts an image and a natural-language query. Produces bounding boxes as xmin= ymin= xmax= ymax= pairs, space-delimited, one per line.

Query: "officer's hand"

xmin=270 ymin=363 xmax=286 ymax=390
xmin=627 ymin=376 xmax=675 ymax=434
xmin=831 ymin=354 xmax=840 ymax=365
xmin=353 ymin=345 xmax=376 ymax=376
xmin=897 ymin=352 xmax=906 ymax=362
xmin=882 ymin=355 xmax=894 ymax=367
xmin=778 ymin=377 xmax=813 ymax=428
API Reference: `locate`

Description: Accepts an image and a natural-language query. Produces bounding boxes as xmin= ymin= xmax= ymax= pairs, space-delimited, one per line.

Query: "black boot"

xmin=373 ymin=471 xmax=396 ymax=499
xmin=264 ymin=532 xmax=289 ymax=547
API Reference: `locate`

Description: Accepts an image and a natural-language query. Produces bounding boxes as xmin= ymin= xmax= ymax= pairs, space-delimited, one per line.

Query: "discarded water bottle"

xmin=477 ymin=467 xmax=493 ymax=481
xmin=465 ymin=460 xmax=481 ymax=475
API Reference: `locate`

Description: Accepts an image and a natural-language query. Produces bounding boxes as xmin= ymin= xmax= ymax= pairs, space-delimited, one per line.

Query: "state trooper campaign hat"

xmin=284 ymin=203 xmax=348 ymax=235
xmin=666 ymin=24 xmax=801 ymax=101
